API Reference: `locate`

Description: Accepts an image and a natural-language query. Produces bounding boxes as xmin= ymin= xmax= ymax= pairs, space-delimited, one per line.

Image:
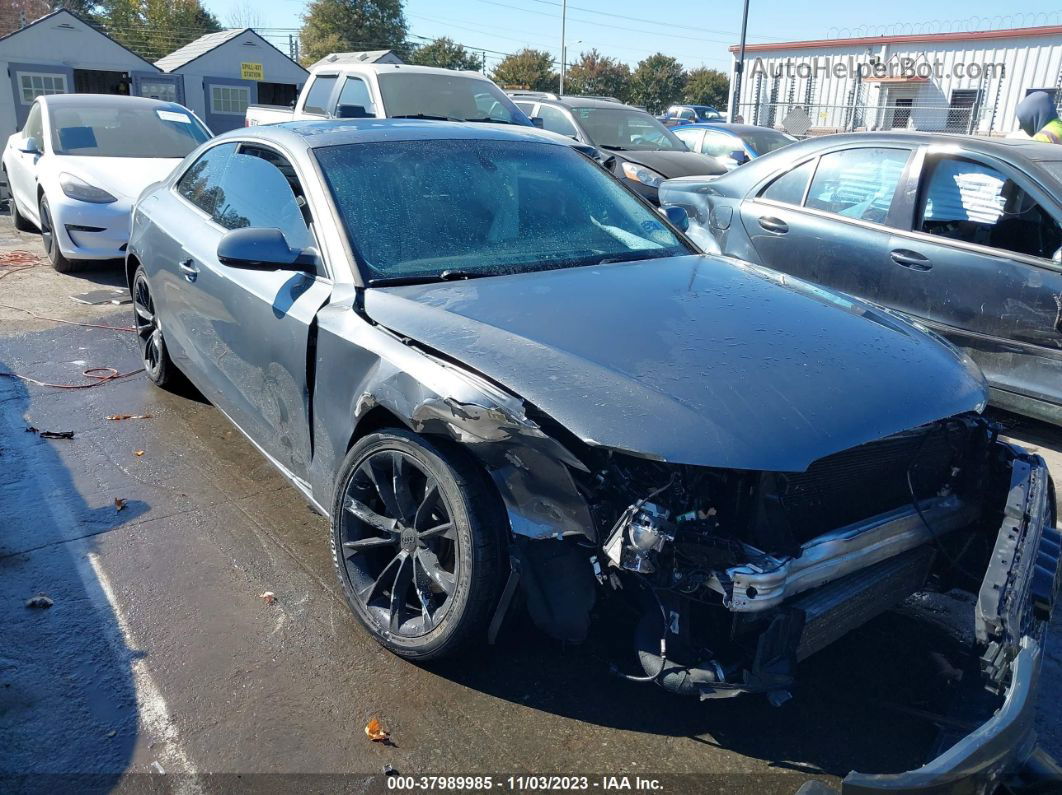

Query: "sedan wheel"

xmin=38 ymin=196 xmax=79 ymax=273
xmin=331 ymin=430 xmax=506 ymax=660
xmin=132 ymin=267 xmax=175 ymax=387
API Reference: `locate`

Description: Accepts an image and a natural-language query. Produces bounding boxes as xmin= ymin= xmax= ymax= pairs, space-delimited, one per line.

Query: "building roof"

xmin=0 ymin=8 xmax=159 ymax=70
xmin=155 ymin=28 xmax=247 ymax=71
xmin=729 ymin=23 xmax=1062 ymax=54
xmin=310 ymin=50 xmax=402 ymax=69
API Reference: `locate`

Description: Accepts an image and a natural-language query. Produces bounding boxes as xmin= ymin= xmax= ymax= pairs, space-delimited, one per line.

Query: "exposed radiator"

xmin=792 ymin=545 xmax=936 ymax=661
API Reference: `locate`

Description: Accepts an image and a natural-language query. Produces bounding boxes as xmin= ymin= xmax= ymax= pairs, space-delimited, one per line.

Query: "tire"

xmin=131 ymin=266 xmax=176 ymax=388
xmin=331 ymin=429 xmax=507 ymax=661
xmin=38 ymin=195 xmax=79 ymax=273
xmin=10 ymin=194 xmax=34 ymax=232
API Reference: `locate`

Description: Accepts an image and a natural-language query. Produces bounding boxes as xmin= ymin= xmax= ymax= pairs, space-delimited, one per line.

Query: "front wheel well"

xmin=345 ymin=405 xmax=411 ymax=453
xmin=125 ymin=254 xmax=142 ymax=292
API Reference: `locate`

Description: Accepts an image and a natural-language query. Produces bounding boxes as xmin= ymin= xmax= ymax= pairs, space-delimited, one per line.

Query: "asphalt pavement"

xmin=1 ymin=212 xmax=1060 ymax=793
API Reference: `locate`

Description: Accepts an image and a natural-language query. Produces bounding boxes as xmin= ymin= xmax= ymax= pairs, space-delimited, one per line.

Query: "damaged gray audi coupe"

xmin=127 ymin=119 xmax=1060 ymax=789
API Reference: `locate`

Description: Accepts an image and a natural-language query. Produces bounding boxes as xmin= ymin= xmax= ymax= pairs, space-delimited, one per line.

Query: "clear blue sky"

xmin=205 ymin=0 xmax=1062 ymax=71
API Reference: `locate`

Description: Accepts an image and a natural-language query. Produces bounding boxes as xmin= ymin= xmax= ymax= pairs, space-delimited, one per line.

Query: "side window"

xmin=302 ymin=75 xmax=337 ymax=115
xmin=23 ymin=103 xmax=43 ymax=143
xmin=536 ymin=105 xmax=578 ymax=138
xmin=514 ymin=101 xmax=535 ymax=116
xmin=701 ymin=131 xmax=739 ymax=158
xmin=678 ymin=108 xmax=696 ymax=121
xmin=917 ymin=157 xmax=1062 ymax=261
xmin=805 ymin=147 xmax=910 ymax=224
xmin=176 ymin=143 xmax=236 ymax=216
xmin=672 ymin=128 xmax=703 ymax=151
xmin=213 ymin=146 xmax=314 ymax=251
xmin=336 ymin=77 xmax=375 ymax=117
xmin=760 ymin=159 xmax=816 ymax=205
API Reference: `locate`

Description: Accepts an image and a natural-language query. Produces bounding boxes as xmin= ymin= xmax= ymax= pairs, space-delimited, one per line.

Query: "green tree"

xmin=96 ymin=0 xmax=221 ymax=61
xmin=490 ymin=48 xmax=557 ymax=93
xmin=564 ymin=49 xmax=630 ymax=101
xmin=684 ymin=67 xmax=729 ymax=110
xmin=629 ymin=53 xmax=685 ymax=114
xmin=410 ymin=37 xmax=482 ymax=72
xmin=300 ymin=0 xmax=408 ymax=66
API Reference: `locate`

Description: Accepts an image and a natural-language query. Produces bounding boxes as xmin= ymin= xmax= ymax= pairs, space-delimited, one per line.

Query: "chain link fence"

xmin=731 ymin=99 xmax=1002 ymax=139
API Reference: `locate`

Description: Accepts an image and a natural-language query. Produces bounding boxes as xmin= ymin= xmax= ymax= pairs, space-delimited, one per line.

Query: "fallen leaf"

xmin=365 ymin=717 xmax=390 ymax=742
xmin=105 ymin=414 xmax=152 ymax=421
xmin=134 ymin=450 xmax=145 ymax=457
xmin=25 ymin=594 xmax=53 ymax=609
xmin=259 ymin=591 xmax=277 ymax=605
xmin=114 ymin=497 xmax=126 ymax=512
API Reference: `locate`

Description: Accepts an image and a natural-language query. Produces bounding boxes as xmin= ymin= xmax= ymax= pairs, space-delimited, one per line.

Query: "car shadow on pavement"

xmin=429 ymin=583 xmax=976 ymax=779
xmin=0 ymin=361 xmax=148 ymax=791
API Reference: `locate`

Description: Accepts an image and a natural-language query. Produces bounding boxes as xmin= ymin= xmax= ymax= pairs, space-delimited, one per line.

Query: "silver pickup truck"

xmin=245 ymin=62 xmax=535 ymax=128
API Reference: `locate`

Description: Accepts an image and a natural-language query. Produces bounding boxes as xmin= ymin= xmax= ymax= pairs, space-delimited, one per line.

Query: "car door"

xmin=155 ymin=141 xmax=332 ymax=479
xmin=739 ymin=145 xmax=915 ymax=300
xmin=881 ymin=149 xmax=1062 ymax=411
xmin=7 ymin=101 xmax=45 ymax=219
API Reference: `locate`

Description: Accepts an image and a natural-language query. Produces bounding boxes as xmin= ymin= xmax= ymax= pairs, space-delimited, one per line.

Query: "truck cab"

xmin=246 ymin=63 xmax=534 ymax=128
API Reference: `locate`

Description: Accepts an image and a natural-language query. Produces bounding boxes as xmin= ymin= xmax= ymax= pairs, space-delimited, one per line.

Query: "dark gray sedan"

xmin=660 ymin=132 xmax=1062 ymax=425
xmin=126 ymin=120 xmax=1058 ymax=790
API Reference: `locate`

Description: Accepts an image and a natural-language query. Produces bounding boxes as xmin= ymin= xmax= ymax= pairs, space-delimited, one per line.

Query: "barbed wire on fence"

xmin=827 ymin=11 xmax=1062 ymax=39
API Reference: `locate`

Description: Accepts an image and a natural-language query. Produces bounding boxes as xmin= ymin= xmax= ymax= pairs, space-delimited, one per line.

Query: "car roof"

xmin=218 ymin=118 xmax=578 ymax=151
xmin=38 ymin=94 xmax=180 ymax=111
xmin=538 ymin=97 xmax=643 ymax=111
xmin=678 ymin=123 xmax=789 ymax=136
xmin=785 ymin=130 xmax=1062 ymax=160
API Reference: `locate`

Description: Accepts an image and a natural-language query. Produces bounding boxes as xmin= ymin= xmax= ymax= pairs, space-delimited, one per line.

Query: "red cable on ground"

xmin=0 ymin=366 xmax=144 ymax=390
xmin=0 ymin=302 xmax=136 ymax=332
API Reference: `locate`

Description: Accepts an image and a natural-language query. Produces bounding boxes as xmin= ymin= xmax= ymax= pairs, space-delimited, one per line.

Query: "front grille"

xmin=773 ymin=420 xmax=976 ymax=546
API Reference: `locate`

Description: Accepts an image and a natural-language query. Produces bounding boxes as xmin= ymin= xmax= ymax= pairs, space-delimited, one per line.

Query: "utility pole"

xmin=559 ymin=0 xmax=567 ymax=96
xmin=731 ymin=0 xmax=750 ymax=121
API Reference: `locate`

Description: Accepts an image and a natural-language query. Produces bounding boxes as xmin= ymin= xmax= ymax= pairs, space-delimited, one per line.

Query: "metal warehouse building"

xmin=728 ymin=24 xmax=1062 ymax=136
xmin=156 ymin=29 xmax=308 ymax=134
xmin=0 ymin=9 xmax=171 ymax=139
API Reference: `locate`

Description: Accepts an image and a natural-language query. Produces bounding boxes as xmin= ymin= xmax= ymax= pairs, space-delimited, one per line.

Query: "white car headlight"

xmin=59 ymin=173 xmax=117 ymax=204
xmin=621 ymin=161 xmax=665 ymax=188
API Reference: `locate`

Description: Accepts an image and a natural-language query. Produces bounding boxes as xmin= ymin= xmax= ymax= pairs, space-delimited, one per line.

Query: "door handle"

xmin=889 ymin=249 xmax=932 ymax=271
xmin=758 ymin=216 xmax=789 ymax=234
xmin=178 ymin=258 xmax=199 ymax=282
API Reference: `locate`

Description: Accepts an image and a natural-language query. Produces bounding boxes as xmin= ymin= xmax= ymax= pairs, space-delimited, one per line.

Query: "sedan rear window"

xmin=316 ymin=138 xmax=690 ymax=283
xmin=50 ymin=105 xmax=210 ymax=158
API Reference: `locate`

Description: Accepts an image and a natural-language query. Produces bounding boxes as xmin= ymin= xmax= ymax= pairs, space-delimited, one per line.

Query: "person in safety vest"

xmin=1016 ymin=91 xmax=1062 ymax=143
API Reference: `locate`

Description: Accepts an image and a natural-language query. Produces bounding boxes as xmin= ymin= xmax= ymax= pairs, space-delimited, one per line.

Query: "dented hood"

xmin=363 ymin=255 xmax=987 ymax=472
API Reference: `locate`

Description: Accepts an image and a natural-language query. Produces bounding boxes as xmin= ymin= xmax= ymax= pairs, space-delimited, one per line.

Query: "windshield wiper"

xmin=367 ymin=270 xmax=486 ymax=287
xmin=390 ymin=113 xmax=463 ymax=121
xmin=594 ymin=250 xmax=678 ymax=266
xmin=598 ymin=145 xmax=628 ymax=151
xmin=461 ymin=117 xmax=514 ymax=124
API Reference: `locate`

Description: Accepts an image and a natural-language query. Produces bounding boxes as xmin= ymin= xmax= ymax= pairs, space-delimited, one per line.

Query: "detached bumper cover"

xmin=840 ymin=448 xmax=1061 ymax=794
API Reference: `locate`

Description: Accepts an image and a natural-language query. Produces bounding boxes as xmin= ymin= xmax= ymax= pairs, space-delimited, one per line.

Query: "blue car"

xmin=672 ymin=122 xmax=796 ymax=170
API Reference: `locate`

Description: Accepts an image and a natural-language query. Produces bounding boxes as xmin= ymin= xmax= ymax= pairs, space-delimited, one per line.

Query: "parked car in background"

xmin=509 ymin=96 xmax=726 ymax=203
xmin=2 ymin=94 xmax=211 ymax=272
xmin=672 ymin=123 xmax=797 ymax=170
xmin=246 ymin=63 xmax=533 ymax=128
xmin=126 ymin=119 xmax=1060 ymax=791
xmin=660 ymin=132 xmax=1062 ymax=425
xmin=658 ymin=104 xmax=724 ymax=127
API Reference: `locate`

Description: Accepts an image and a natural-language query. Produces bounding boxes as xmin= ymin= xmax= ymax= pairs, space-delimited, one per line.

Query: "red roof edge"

xmin=728 ymin=24 xmax=1062 ymax=54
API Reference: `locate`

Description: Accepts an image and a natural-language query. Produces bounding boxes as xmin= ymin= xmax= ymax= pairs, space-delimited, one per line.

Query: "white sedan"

xmin=2 ymin=94 xmax=211 ymax=272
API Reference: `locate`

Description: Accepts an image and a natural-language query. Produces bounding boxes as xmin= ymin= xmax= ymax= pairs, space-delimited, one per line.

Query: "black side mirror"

xmin=530 ymin=116 xmax=545 ymax=129
xmin=663 ymin=205 xmax=690 ymax=233
xmin=729 ymin=149 xmax=750 ymax=165
xmin=217 ymin=228 xmax=311 ymax=270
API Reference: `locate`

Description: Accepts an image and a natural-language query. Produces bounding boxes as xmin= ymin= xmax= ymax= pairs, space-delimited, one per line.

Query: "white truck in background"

xmin=245 ymin=61 xmax=536 ymax=128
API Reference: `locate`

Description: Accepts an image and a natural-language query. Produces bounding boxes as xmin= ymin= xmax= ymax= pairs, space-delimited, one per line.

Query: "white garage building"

xmin=156 ymin=29 xmax=308 ymax=133
xmin=728 ymin=24 xmax=1062 ymax=136
xmin=0 ymin=9 xmax=171 ymax=140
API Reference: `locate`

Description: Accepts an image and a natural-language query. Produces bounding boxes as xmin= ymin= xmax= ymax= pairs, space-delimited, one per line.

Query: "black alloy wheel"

xmin=331 ymin=430 xmax=505 ymax=660
xmin=132 ymin=267 xmax=174 ymax=387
